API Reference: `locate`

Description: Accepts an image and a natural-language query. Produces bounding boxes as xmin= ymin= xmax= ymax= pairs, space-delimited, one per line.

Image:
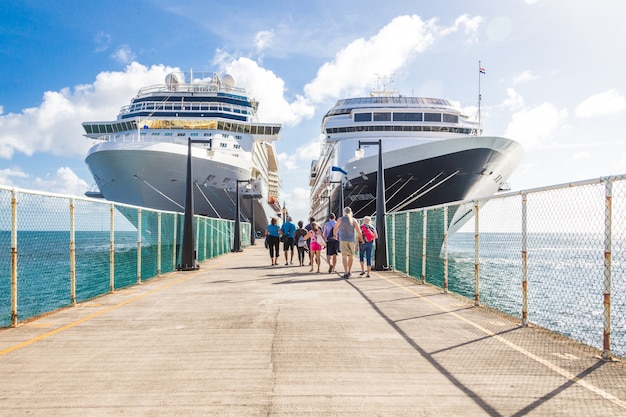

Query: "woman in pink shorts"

xmin=304 ymin=221 xmax=326 ymax=272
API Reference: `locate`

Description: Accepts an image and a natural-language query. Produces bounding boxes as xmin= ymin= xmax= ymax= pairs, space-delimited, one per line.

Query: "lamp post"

xmin=178 ymin=138 xmax=213 ymax=271
xmin=232 ymin=179 xmax=252 ymax=252
xmin=250 ymin=197 xmax=255 ymax=246
xmin=355 ymin=139 xmax=389 ymax=270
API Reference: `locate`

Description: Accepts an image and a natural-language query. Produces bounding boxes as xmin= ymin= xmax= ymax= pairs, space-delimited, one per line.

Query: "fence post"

xmin=10 ymin=189 xmax=18 ymax=327
xmin=137 ymin=209 xmax=142 ymax=284
xmin=391 ymin=212 xmax=396 ymax=271
xmin=110 ymin=203 xmax=115 ymax=293
xmin=157 ymin=212 xmax=162 ymax=276
xmin=173 ymin=214 xmax=178 ymax=269
xmin=474 ymin=202 xmax=480 ymax=306
xmin=204 ymin=217 xmax=208 ymax=261
xmin=405 ymin=212 xmax=410 ymax=277
xmin=602 ymin=179 xmax=613 ymax=360
xmin=69 ymin=198 xmax=76 ymax=307
xmin=522 ymin=192 xmax=528 ymax=327
xmin=443 ymin=206 xmax=448 ymax=293
xmin=421 ymin=209 xmax=427 ymax=284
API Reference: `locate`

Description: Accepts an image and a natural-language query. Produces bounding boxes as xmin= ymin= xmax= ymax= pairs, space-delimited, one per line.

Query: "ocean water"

xmin=0 ymin=231 xmax=176 ymax=327
xmin=389 ymin=231 xmax=626 ymax=359
xmin=1 ymin=230 xmax=624 ymax=358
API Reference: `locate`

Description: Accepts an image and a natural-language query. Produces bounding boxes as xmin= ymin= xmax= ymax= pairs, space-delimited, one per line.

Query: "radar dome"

xmin=165 ymin=73 xmax=184 ymax=87
xmin=221 ymin=74 xmax=236 ymax=88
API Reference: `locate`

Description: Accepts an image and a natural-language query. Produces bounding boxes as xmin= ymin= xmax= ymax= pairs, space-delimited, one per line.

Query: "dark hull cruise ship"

xmin=309 ymin=92 xmax=523 ymax=234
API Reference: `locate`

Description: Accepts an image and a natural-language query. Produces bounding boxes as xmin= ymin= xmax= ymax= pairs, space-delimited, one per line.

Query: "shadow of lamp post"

xmin=355 ymin=139 xmax=390 ymax=271
xmin=178 ymin=138 xmax=213 ymax=271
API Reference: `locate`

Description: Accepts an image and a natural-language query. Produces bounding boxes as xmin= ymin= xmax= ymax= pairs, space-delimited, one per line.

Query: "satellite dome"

xmin=165 ymin=73 xmax=183 ymax=87
xmin=221 ymin=74 xmax=236 ymax=88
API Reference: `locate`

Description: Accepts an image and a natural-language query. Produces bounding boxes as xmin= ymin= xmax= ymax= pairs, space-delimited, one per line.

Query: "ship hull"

xmin=86 ymin=141 xmax=278 ymax=235
xmin=310 ymin=136 xmax=523 ymax=234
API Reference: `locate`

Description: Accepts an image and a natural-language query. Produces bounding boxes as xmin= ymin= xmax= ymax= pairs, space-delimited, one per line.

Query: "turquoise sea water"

xmin=1 ymin=230 xmax=624 ymax=358
xmin=0 ymin=231 xmax=175 ymax=327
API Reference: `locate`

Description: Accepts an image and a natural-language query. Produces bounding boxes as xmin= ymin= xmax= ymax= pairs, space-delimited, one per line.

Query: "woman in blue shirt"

xmin=265 ymin=217 xmax=281 ymax=265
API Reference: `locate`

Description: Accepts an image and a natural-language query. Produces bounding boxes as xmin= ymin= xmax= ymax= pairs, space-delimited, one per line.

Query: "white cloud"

xmin=277 ymin=152 xmax=298 ymax=170
xmin=303 ymin=15 xmax=440 ymax=104
xmin=512 ymin=70 xmax=536 ymax=85
xmin=219 ymin=56 xmax=315 ymax=125
xmin=504 ymin=103 xmax=568 ymax=150
xmin=571 ymin=151 xmax=590 ymax=161
xmin=254 ymin=30 xmax=274 ymax=51
xmin=281 ymin=186 xmax=311 ymax=221
xmin=0 ymin=167 xmax=28 ymax=187
xmin=111 ymin=45 xmax=136 ymax=64
xmin=94 ymin=31 xmax=112 ymax=52
xmin=575 ymin=89 xmax=626 ymax=118
xmin=32 ymin=167 xmax=90 ymax=196
xmin=0 ymin=62 xmax=177 ymax=162
xmin=502 ymin=88 xmax=524 ymax=110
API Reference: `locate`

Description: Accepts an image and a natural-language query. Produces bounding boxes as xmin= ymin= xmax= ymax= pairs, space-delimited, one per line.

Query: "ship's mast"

xmin=478 ymin=61 xmax=484 ymax=135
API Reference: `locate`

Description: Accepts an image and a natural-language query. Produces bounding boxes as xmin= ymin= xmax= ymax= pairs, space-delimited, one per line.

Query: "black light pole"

xmin=178 ymin=138 xmax=213 ymax=271
xmin=250 ymin=197 xmax=255 ymax=246
xmin=356 ymin=139 xmax=389 ymax=270
xmin=232 ymin=179 xmax=251 ymax=252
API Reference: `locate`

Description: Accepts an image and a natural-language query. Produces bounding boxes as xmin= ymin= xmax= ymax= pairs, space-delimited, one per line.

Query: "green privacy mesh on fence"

xmin=383 ymin=175 xmax=626 ymax=360
xmin=0 ymin=186 xmax=247 ymax=328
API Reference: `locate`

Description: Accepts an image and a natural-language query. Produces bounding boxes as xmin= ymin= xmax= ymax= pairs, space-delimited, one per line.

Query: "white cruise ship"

xmin=309 ymin=92 xmax=523 ymax=235
xmin=83 ymin=71 xmax=282 ymax=234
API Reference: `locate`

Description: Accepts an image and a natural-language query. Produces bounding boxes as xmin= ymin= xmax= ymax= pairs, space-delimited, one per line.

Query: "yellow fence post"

xmin=10 ymin=189 xmax=18 ymax=327
xmin=69 ymin=198 xmax=76 ymax=307
xmin=474 ymin=202 xmax=480 ymax=306
xmin=602 ymin=179 xmax=613 ymax=360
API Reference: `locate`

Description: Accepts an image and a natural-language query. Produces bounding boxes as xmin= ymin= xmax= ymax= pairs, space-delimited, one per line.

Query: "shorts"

xmin=310 ymin=241 xmax=323 ymax=251
xmin=339 ymin=241 xmax=356 ymax=255
xmin=283 ymin=237 xmax=294 ymax=251
xmin=326 ymin=239 xmax=339 ymax=256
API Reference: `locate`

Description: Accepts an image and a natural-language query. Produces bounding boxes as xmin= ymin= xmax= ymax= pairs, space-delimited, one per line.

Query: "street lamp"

xmin=232 ymin=179 xmax=252 ymax=252
xmin=178 ymin=137 xmax=213 ymax=271
xmin=355 ymin=139 xmax=390 ymax=271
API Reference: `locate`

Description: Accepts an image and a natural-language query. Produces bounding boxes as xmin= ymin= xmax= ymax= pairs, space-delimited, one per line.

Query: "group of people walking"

xmin=264 ymin=207 xmax=378 ymax=279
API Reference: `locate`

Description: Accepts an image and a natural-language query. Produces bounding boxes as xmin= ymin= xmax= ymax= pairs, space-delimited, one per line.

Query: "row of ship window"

xmin=326 ymin=125 xmax=473 ymax=134
xmin=124 ymin=102 xmax=250 ymax=115
xmin=84 ymin=121 xmax=280 ymax=136
xmin=354 ymin=112 xmax=459 ymax=123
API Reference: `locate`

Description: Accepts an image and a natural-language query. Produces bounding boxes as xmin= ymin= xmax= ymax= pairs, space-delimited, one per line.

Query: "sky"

xmin=1 ymin=0 xmax=626 ymax=225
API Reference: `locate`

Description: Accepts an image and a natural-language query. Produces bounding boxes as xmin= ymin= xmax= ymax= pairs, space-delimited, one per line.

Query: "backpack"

xmin=297 ymin=235 xmax=306 ymax=247
xmin=361 ymin=224 xmax=375 ymax=243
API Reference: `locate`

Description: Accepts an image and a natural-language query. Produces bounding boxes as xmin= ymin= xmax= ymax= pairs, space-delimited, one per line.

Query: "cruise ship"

xmin=309 ymin=92 xmax=523 ymax=235
xmin=83 ymin=71 xmax=282 ymax=234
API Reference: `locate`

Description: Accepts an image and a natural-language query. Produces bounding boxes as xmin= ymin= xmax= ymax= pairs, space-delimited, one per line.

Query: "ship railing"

xmin=379 ymin=173 xmax=626 ymax=362
xmin=135 ymin=83 xmax=247 ymax=97
xmin=0 ymin=185 xmax=250 ymax=328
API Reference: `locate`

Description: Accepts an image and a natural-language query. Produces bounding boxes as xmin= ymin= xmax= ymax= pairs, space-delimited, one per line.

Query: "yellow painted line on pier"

xmin=375 ymin=272 xmax=626 ymax=411
xmin=0 ymin=259 xmax=224 ymax=357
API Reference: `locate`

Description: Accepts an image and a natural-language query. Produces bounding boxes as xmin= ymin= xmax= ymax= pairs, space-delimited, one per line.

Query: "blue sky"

xmin=1 ymin=0 xmax=626 ymax=224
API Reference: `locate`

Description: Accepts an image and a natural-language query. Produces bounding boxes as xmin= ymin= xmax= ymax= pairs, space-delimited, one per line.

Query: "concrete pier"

xmin=0 ymin=244 xmax=624 ymax=416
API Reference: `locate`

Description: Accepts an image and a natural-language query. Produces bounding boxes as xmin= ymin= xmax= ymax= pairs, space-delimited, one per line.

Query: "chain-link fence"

xmin=386 ymin=175 xmax=626 ymax=361
xmin=0 ymin=186 xmax=250 ymax=328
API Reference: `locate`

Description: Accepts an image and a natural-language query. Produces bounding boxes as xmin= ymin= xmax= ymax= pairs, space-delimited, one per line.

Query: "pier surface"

xmin=0 ymin=244 xmax=625 ymax=416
